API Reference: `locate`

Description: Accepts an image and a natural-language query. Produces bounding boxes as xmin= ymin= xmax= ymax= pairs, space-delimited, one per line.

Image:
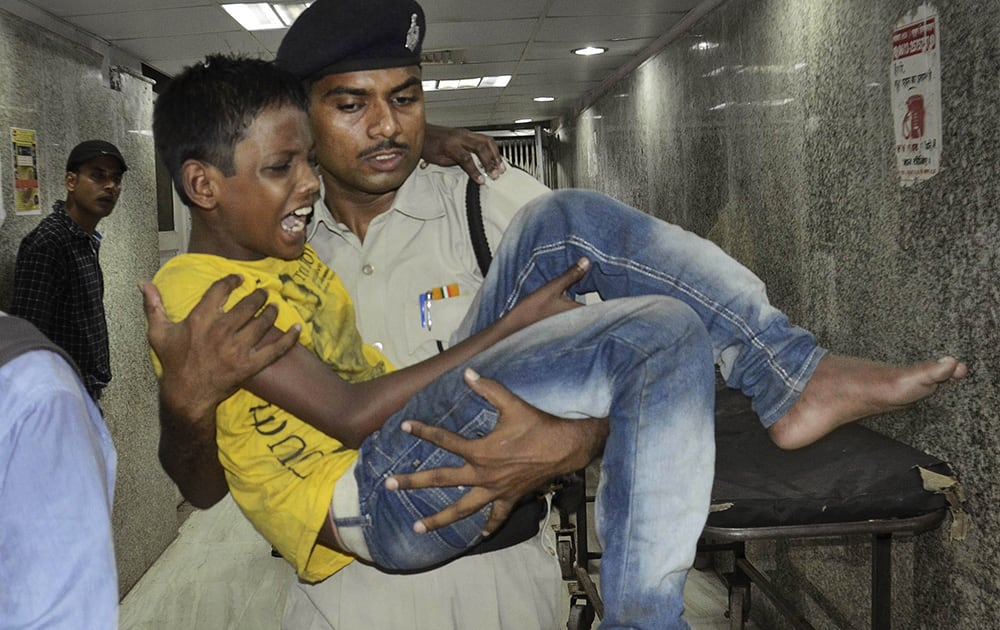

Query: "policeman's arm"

xmin=387 ymin=370 xmax=609 ymax=534
xmin=141 ymin=276 xmax=300 ymax=508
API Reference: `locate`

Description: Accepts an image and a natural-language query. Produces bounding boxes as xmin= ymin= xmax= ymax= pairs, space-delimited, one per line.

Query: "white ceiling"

xmin=16 ymin=0 xmax=717 ymax=128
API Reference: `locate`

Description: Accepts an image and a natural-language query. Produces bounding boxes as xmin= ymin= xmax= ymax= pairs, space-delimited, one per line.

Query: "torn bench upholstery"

xmin=702 ymin=382 xmax=964 ymax=630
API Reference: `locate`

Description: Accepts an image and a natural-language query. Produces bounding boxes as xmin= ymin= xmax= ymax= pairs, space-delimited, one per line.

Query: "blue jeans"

xmin=338 ymin=190 xmax=824 ymax=630
xmin=464 ymin=189 xmax=825 ymax=427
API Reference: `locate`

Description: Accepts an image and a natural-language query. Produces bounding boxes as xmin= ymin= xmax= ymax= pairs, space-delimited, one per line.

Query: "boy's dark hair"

xmin=153 ymin=54 xmax=309 ymax=206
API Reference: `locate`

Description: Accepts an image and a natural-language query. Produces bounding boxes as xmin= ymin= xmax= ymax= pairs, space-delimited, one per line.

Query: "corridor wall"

xmin=0 ymin=8 xmax=174 ymax=594
xmin=558 ymin=0 xmax=998 ymax=627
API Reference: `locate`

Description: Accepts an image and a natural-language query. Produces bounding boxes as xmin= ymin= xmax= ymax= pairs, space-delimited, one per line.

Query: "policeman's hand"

xmin=386 ymin=368 xmax=608 ymax=535
xmin=422 ymin=123 xmax=506 ymax=183
xmin=141 ymin=274 xmax=300 ymax=420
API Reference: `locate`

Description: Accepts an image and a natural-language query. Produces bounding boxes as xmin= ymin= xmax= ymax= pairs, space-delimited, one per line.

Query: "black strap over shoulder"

xmin=465 ymin=177 xmax=493 ymax=276
xmin=460 ymin=179 xmax=550 ymax=555
xmin=0 ymin=315 xmax=80 ymax=374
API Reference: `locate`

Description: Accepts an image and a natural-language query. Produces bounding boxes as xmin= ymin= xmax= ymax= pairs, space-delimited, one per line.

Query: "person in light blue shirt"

xmin=0 ymin=311 xmax=118 ymax=630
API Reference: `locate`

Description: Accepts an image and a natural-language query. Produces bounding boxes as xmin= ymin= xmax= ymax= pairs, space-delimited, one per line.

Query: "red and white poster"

xmin=891 ymin=4 xmax=941 ymax=186
xmin=11 ymin=127 xmax=40 ymax=214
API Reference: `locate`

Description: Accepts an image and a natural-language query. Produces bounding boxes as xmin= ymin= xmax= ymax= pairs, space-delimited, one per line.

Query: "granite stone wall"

xmin=0 ymin=9 xmax=174 ymax=595
xmin=559 ymin=0 xmax=998 ymax=627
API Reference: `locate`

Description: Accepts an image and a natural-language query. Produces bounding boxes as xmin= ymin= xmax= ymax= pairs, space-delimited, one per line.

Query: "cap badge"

xmin=405 ymin=13 xmax=420 ymax=51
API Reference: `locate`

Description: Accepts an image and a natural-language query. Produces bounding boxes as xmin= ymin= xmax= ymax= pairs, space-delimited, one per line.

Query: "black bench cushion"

xmin=707 ymin=384 xmax=951 ymax=529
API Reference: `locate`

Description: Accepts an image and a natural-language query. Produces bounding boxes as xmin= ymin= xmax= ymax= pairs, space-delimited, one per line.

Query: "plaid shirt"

xmin=10 ymin=200 xmax=111 ymax=400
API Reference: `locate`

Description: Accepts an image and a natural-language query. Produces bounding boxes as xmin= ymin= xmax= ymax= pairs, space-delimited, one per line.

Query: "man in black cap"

xmin=11 ymin=139 xmax=128 ymax=403
xmin=151 ymin=1 xmax=583 ymax=627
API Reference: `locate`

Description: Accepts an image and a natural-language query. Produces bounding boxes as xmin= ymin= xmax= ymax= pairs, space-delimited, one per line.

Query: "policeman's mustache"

xmin=358 ymin=140 xmax=410 ymax=159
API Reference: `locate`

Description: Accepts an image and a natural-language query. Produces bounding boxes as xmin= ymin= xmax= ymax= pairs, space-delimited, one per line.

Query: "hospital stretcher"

xmin=559 ymin=380 xmax=957 ymax=630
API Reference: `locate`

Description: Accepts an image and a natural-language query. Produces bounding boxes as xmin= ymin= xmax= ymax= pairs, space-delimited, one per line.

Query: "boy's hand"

xmin=422 ymin=124 xmax=506 ymax=184
xmin=386 ymin=368 xmax=608 ymax=535
xmin=503 ymin=258 xmax=589 ymax=332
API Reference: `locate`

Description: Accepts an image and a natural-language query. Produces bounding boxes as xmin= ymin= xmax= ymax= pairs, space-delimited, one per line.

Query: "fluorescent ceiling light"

xmin=479 ymin=75 xmax=511 ymax=88
xmin=573 ymin=46 xmax=607 ymax=56
xmin=533 ymin=96 xmax=555 ymax=102
xmin=273 ymin=3 xmax=311 ymax=25
xmin=224 ymin=3 xmax=311 ymax=31
xmin=430 ymin=76 xmax=511 ymax=90
xmin=223 ymin=4 xmax=282 ymax=30
xmin=515 ymin=118 xmax=533 ymax=123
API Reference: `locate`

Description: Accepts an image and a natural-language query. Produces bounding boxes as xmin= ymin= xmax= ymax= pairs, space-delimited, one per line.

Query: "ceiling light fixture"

xmin=479 ymin=75 xmax=512 ymax=88
xmin=223 ymin=2 xmax=312 ymax=31
xmin=533 ymin=96 xmax=555 ymax=102
xmin=515 ymin=118 xmax=533 ymax=124
xmin=428 ymin=75 xmax=511 ymax=91
xmin=272 ymin=3 xmax=311 ymax=25
xmin=573 ymin=46 xmax=607 ymax=56
xmin=690 ymin=41 xmax=719 ymax=52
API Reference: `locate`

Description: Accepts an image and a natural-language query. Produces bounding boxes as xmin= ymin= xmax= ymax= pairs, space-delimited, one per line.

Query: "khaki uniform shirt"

xmin=308 ymin=162 xmax=550 ymax=368
xmin=288 ymin=162 xmax=563 ymax=630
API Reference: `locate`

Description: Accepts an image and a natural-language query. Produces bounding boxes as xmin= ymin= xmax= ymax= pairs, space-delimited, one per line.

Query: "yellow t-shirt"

xmin=152 ymin=245 xmax=393 ymax=582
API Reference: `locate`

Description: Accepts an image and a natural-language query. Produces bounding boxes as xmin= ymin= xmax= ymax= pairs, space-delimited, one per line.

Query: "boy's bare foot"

xmin=768 ymin=355 xmax=968 ymax=450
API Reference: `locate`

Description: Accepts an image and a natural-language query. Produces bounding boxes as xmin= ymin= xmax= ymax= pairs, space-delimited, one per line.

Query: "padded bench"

xmin=701 ymin=382 xmax=955 ymax=629
xmin=562 ymin=380 xmax=957 ymax=630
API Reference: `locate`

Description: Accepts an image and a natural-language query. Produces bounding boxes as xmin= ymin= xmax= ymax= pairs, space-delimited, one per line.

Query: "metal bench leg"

xmin=871 ymin=533 xmax=892 ymax=630
xmin=727 ymin=570 xmax=750 ymax=630
xmin=574 ymin=565 xmax=604 ymax=621
xmin=721 ymin=542 xmax=750 ymax=630
xmin=566 ymin=589 xmax=596 ymax=630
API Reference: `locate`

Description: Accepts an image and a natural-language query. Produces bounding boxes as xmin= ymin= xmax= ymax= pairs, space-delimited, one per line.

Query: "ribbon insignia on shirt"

xmin=419 ymin=284 xmax=460 ymax=331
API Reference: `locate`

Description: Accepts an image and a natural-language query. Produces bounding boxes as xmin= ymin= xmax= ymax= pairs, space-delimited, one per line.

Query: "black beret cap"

xmin=276 ymin=0 xmax=425 ymax=82
xmin=66 ymin=140 xmax=128 ymax=173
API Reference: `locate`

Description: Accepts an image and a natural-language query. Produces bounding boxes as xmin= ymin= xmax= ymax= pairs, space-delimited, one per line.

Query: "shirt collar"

xmin=308 ymin=164 xmax=445 ymax=239
xmin=307 ymin=183 xmax=339 ymax=239
xmin=391 ymin=164 xmax=447 ymax=221
xmin=52 ymin=200 xmax=102 ymax=242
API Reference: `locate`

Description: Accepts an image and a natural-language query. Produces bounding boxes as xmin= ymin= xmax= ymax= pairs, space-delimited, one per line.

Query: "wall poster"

xmin=11 ymin=127 xmax=41 ymax=214
xmin=891 ymin=4 xmax=941 ymax=186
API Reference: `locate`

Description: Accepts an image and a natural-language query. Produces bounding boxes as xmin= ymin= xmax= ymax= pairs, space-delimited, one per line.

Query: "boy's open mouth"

xmin=282 ymin=206 xmax=313 ymax=234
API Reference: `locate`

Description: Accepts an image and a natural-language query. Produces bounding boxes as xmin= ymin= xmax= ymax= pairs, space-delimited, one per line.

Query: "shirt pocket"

xmin=402 ymin=293 xmax=475 ymax=361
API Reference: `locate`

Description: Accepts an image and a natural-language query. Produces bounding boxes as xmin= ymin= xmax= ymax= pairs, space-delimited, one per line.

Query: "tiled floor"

xmin=120 ymin=495 xmax=733 ymax=629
